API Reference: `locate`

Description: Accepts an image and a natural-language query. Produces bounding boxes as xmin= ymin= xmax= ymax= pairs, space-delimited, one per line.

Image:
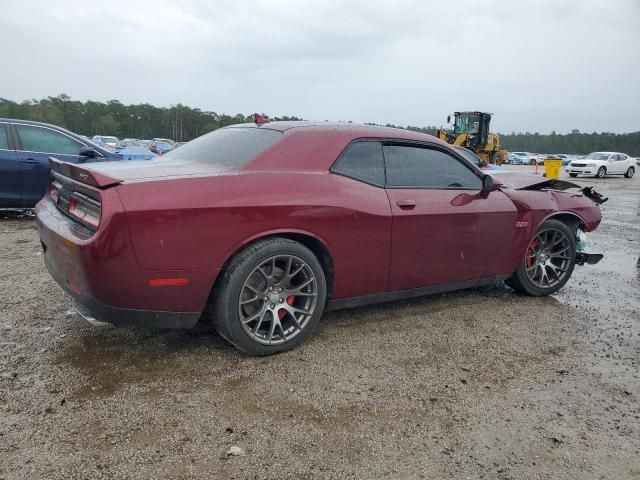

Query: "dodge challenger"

xmin=36 ymin=120 xmax=605 ymax=355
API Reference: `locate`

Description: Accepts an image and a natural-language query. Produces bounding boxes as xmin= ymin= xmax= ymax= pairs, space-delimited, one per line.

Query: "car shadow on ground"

xmin=0 ymin=208 xmax=35 ymax=220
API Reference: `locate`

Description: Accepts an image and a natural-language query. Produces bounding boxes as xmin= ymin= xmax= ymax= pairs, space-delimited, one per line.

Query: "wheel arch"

xmin=540 ymin=211 xmax=586 ymax=236
xmin=213 ymin=230 xmax=335 ymax=299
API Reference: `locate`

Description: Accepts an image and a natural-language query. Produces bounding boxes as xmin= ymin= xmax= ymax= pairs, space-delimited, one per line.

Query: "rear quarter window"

xmin=160 ymin=127 xmax=282 ymax=166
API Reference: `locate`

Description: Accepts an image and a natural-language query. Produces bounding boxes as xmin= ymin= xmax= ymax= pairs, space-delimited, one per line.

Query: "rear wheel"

xmin=625 ymin=167 xmax=635 ymax=178
xmin=211 ymin=238 xmax=327 ymax=355
xmin=569 ymin=173 xmax=578 ymax=178
xmin=507 ymin=219 xmax=576 ymax=296
xmin=596 ymin=166 xmax=606 ymax=178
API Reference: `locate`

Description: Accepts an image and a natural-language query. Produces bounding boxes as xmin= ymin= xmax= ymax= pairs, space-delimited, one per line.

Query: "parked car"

xmin=116 ymin=147 xmax=158 ymax=161
xmin=92 ymin=135 xmax=119 ymax=147
xmin=566 ymin=152 xmax=636 ymax=178
xmin=0 ymin=118 xmax=120 ymax=208
xmin=118 ymin=138 xmax=141 ymax=148
xmin=507 ymin=152 xmax=538 ymax=165
xmin=149 ymin=141 xmax=173 ymax=155
xmin=152 ymin=137 xmax=176 ymax=147
xmin=36 ymin=121 xmax=605 ymax=355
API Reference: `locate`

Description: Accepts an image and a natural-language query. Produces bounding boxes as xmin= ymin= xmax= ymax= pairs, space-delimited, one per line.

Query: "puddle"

xmin=56 ymin=326 xmax=232 ymax=400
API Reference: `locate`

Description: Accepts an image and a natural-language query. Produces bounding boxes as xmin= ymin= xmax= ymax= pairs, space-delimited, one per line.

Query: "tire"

xmin=507 ymin=219 xmax=577 ymax=296
xmin=596 ymin=166 xmax=606 ymax=178
xmin=530 ymin=159 xmax=536 ymax=165
xmin=210 ymin=238 xmax=327 ymax=355
xmin=569 ymin=173 xmax=578 ymax=178
xmin=625 ymin=167 xmax=635 ymax=178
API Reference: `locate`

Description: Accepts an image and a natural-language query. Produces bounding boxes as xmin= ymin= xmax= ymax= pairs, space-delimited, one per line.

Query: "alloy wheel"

xmin=524 ymin=228 xmax=573 ymax=289
xmin=238 ymin=255 xmax=318 ymax=345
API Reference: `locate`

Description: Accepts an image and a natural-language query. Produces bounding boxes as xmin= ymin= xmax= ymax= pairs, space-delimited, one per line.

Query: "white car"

xmin=92 ymin=135 xmax=120 ymax=147
xmin=566 ymin=152 xmax=636 ymax=179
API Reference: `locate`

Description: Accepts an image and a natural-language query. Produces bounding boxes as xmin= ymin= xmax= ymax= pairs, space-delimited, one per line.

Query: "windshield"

xmin=584 ymin=152 xmax=610 ymax=160
xmin=453 ymin=113 xmax=481 ymax=135
xmin=160 ymin=127 xmax=282 ymax=166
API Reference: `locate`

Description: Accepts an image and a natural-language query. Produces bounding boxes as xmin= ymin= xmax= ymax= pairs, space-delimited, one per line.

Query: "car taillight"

xmin=49 ymin=182 xmax=60 ymax=204
xmin=68 ymin=192 xmax=101 ymax=229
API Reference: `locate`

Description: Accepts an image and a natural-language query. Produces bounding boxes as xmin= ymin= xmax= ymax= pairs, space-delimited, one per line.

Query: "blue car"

xmin=0 ymin=119 xmax=123 ymax=208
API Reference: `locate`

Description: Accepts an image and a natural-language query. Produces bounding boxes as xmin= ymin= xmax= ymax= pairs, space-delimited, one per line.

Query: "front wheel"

xmin=569 ymin=173 xmax=578 ymax=178
xmin=625 ymin=167 xmax=635 ymax=178
xmin=211 ymin=238 xmax=327 ymax=355
xmin=507 ymin=219 xmax=577 ymax=296
xmin=596 ymin=166 xmax=606 ymax=178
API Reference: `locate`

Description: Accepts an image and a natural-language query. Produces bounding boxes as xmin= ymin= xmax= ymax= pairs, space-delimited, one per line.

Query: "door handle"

xmin=21 ymin=159 xmax=38 ymax=165
xmin=396 ymin=199 xmax=416 ymax=210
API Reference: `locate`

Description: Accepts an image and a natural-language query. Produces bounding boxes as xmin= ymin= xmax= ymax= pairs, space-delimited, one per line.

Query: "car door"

xmin=616 ymin=154 xmax=631 ymax=174
xmin=12 ymin=123 xmax=86 ymax=207
xmin=606 ymin=154 xmax=622 ymax=174
xmin=384 ymin=142 xmax=518 ymax=291
xmin=0 ymin=122 xmax=21 ymax=207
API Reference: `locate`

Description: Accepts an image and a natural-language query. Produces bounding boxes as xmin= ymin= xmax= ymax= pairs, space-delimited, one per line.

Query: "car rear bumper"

xmin=44 ymin=257 xmax=201 ymax=329
xmin=36 ymin=198 xmax=216 ymax=329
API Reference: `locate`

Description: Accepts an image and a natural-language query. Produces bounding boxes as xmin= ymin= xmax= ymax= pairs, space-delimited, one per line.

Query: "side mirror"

xmin=482 ymin=175 xmax=494 ymax=192
xmin=447 ymin=115 xmax=451 ymax=124
xmin=79 ymin=146 xmax=99 ymax=158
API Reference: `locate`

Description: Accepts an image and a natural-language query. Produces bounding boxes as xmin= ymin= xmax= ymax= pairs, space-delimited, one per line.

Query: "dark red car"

xmin=36 ymin=121 xmax=605 ymax=355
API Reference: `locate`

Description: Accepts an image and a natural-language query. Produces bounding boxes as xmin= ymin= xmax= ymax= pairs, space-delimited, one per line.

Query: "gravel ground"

xmin=1 ymin=167 xmax=639 ymax=479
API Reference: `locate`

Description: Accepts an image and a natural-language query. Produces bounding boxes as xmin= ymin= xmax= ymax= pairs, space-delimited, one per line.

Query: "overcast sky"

xmin=1 ymin=0 xmax=639 ymax=133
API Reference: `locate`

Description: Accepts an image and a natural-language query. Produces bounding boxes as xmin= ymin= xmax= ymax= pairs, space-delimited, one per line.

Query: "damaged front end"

xmin=493 ymin=173 xmax=607 ymax=269
xmin=517 ymin=178 xmax=608 ymax=205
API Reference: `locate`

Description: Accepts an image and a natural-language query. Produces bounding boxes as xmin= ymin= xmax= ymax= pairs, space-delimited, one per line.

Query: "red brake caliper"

xmin=278 ymin=295 xmax=296 ymax=320
xmin=527 ymin=239 xmax=538 ymax=268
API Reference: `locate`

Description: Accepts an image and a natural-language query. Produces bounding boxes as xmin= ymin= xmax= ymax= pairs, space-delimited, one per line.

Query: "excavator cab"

xmin=452 ymin=112 xmax=491 ymax=149
xmin=437 ymin=111 xmax=505 ymax=164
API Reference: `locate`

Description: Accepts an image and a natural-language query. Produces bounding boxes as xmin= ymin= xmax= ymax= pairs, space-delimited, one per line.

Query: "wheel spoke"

xmin=289 ymin=264 xmax=304 ymax=280
xmin=291 ymin=277 xmax=314 ymax=294
xmin=266 ymin=316 xmax=277 ymax=344
xmin=243 ymin=307 xmax=266 ymax=325
xmin=241 ymin=295 xmax=260 ymax=305
xmin=252 ymin=311 xmax=268 ymax=333
xmin=257 ymin=267 xmax=270 ymax=281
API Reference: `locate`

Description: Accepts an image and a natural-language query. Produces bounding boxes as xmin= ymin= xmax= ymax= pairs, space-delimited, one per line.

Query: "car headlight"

xmin=586 ymin=163 xmax=596 ymax=167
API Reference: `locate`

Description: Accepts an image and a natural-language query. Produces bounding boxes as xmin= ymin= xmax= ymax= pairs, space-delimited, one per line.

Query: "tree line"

xmin=1 ymin=95 xmax=638 ymax=156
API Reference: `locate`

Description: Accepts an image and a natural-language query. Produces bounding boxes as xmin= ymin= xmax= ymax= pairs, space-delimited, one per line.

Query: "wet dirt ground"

xmin=1 ymin=167 xmax=638 ymax=479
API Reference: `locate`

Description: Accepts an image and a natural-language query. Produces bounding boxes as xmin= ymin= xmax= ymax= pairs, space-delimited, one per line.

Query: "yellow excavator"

xmin=436 ymin=111 xmax=508 ymax=164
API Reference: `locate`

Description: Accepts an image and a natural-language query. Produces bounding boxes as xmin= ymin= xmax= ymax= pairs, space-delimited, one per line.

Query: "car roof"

xmin=225 ymin=121 xmax=445 ymax=143
xmin=0 ymin=117 xmax=71 ymax=130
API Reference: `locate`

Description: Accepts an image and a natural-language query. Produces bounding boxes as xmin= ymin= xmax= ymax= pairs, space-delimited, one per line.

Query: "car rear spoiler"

xmin=49 ymin=157 xmax=122 ymax=189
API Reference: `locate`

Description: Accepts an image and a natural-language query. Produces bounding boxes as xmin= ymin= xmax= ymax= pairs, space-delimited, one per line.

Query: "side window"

xmin=332 ymin=141 xmax=385 ymax=186
xmin=16 ymin=125 xmax=83 ymax=156
xmin=384 ymin=145 xmax=483 ymax=189
xmin=0 ymin=124 xmax=9 ymax=150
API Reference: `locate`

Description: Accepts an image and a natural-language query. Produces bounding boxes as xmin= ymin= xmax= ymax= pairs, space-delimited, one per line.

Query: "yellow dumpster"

xmin=544 ymin=158 xmax=563 ymax=179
